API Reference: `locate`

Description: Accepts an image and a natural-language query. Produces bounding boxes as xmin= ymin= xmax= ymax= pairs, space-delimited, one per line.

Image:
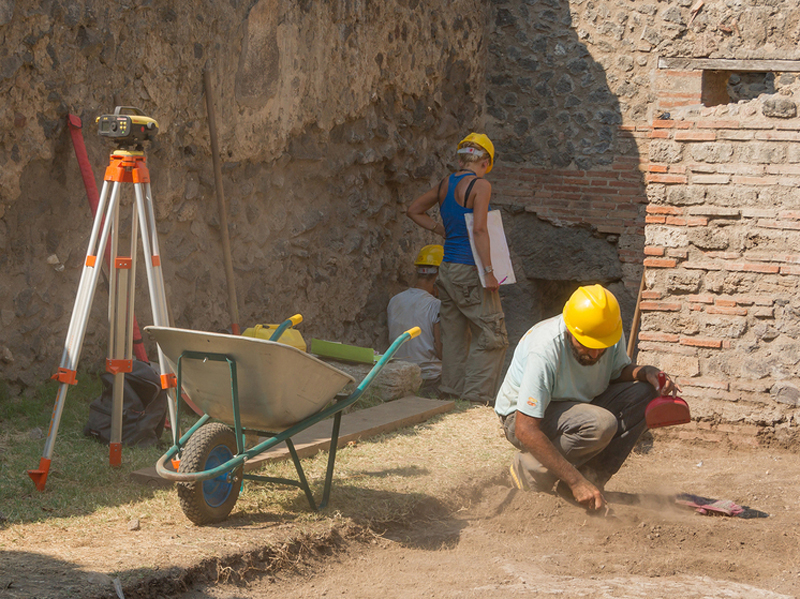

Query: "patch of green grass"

xmin=0 ymin=372 xmax=199 ymax=525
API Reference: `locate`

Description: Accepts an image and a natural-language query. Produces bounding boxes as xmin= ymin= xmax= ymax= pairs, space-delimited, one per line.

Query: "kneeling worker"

xmin=388 ymin=245 xmax=444 ymax=395
xmin=494 ymin=284 xmax=679 ymax=511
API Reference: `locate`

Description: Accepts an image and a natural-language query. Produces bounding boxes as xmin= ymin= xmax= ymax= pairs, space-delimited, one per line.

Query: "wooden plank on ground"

xmin=130 ymin=396 xmax=455 ymax=486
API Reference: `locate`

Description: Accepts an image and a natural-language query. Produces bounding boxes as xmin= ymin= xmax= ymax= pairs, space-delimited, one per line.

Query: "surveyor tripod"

xmin=28 ymin=148 xmax=178 ymax=491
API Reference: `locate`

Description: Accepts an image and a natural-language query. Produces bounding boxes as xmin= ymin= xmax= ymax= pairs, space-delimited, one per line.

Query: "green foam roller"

xmin=309 ymin=338 xmax=376 ymax=364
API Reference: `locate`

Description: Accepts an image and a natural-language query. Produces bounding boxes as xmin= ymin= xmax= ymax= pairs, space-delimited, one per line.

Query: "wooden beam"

xmin=659 ymin=57 xmax=800 ymax=72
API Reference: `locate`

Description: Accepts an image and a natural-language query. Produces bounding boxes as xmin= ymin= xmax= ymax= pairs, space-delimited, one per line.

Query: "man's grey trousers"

xmin=501 ymin=381 xmax=658 ymax=490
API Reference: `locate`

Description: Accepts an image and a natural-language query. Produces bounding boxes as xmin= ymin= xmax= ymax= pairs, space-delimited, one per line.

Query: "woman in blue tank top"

xmin=406 ymin=133 xmax=508 ymax=406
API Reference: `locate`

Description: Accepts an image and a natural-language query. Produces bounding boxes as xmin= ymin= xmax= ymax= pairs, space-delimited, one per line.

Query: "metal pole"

xmin=203 ymin=64 xmax=240 ymax=335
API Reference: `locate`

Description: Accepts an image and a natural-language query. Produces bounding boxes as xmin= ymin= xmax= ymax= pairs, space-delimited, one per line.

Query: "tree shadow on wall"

xmin=485 ymin=0 xmax=647 ymax=350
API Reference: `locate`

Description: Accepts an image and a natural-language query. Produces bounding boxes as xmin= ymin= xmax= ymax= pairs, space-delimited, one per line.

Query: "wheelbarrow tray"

xmin=145 ymin=326 xmax=355 ymax=432
xmin=147 ymin=324 xmax=421 ymax=524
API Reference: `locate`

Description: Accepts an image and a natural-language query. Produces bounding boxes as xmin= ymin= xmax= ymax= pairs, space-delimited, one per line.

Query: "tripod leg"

xmin=135 ymin=181 xmax=179 ymax=444
xmin=29 ymin=180 xmax=123 ymax=490
xmin=106 ymin=193 xmax=138 ymax=466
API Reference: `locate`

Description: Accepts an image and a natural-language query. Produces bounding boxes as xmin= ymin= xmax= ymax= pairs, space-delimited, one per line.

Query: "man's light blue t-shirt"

xmin=495 ymin=314 xmax=630 ymax=419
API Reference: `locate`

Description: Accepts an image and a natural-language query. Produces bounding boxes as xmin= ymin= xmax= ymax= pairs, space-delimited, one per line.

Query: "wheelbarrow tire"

xmin=176 ymin=422 xmax=242 ymax=525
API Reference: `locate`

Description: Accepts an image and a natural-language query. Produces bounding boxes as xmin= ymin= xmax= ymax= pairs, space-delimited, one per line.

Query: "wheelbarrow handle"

xmin=269 ymin=313 xmax=303 ymax=342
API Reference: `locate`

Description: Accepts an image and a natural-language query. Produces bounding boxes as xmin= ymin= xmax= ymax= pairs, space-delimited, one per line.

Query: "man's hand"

xmin=639 ymin=365 xmax=681 ymax=396
xmin=484 ymin=271 xmax=500 ymax=291
xmin=515 ymin=412 xmax=607 ymax=510
xmin=568 ymin=478 xmax=607 ymax=511
xmin=614 ymin=365 xmax=682 ymax=397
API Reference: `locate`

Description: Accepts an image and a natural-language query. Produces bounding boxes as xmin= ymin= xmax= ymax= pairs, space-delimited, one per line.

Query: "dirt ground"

xmin=179 ymin=438 xmax=800 ymax=599
xmin=3 ymin=407 xmax=799 ymax=599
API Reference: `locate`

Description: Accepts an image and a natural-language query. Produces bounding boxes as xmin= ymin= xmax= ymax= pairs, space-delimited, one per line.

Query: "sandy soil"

xmin=3 ymin=409 xmax=799 ymax=599
xmin=183 ymin=438 xmax=799 ymax=598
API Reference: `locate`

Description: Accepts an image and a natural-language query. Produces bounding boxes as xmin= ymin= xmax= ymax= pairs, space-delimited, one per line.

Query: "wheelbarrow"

xmin=146 ymin=317 xmax=420 ymax=525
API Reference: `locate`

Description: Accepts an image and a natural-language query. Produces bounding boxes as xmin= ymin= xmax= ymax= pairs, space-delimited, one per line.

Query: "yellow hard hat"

xmin=414 ymin=244 xmax=444 ymax=267
xmin=458 ymin=133 xmax=495 ymax=173
xmin=562 ymin=285 xmax=623 ymax=349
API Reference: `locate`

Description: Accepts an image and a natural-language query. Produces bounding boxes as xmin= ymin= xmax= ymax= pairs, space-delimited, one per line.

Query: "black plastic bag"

xmin=83 ymin=360 xmax=167 ymax=447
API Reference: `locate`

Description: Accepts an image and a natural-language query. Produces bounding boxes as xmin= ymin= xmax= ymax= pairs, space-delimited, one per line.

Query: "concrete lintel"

xmin=659 ymin=57 xmax=800 ymax=73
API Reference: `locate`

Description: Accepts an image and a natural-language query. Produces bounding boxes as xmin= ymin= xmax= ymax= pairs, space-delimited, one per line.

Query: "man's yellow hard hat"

xmin=562 ymin=285 xmax=623 ymax=349
xmin=457 ymin=133 xmax=495 ymax=173
xmin=414 ymin=244 xmax=444 ymax=267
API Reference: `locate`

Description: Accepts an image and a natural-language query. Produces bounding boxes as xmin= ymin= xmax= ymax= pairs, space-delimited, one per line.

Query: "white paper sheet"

xmin=464 ymin=210 xmax=516 ymax=287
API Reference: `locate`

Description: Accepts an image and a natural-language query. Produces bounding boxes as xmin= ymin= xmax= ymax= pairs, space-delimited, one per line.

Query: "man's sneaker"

xmin=509 ymin=460 xmax=529 ymax=490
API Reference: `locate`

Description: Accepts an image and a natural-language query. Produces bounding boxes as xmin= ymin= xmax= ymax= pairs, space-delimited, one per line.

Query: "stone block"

xmin=332 ymin=360 xmax=422 ymax=402
xmin=649 ymin=140 xmax=683 ymax=163
xmin=655 ymin=353 xmax=700 ymax=377
xmin=762 ymin=97 xmax=798 ymax=119
xmin=687 ymin=227 xmax=729 ymax=251
xmin=666 ymin=270 xmax=702 ymax=293
xmin=665 ymin=184 xmax=706 ymax=206
xmin=644 ymin=225 xmax=688 ymax=248
xmin=690 ymin=143 xmax=733 ymax=163
xmin=738 ymin=143 xmax=788 ymax=164
xmin=771 ymin=382 xmax=800 ymax=406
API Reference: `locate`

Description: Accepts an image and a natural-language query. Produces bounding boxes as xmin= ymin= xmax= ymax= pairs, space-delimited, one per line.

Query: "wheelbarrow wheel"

xmin=176 ymin=422 xmax=242 ymax=525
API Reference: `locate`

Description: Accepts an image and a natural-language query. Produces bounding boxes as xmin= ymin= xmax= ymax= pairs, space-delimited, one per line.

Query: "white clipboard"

xmin=465 ymin=210 xmax=516 ymax=287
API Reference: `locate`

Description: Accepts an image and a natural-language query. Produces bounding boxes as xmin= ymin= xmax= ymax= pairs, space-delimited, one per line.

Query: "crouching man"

xmin=494 ymin=284 xmax=678 ymax=510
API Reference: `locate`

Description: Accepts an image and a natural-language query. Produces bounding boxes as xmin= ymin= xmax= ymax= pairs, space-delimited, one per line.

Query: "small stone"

xmin=762 ymin=97 xmax=797 ymax=119
xmin=1 ymin=346 xmax=13 ymax=363
xmin=86 ymin=572 xmax=113 ymax=586
xmin=128 ymin=518 xmax=141 ymax=531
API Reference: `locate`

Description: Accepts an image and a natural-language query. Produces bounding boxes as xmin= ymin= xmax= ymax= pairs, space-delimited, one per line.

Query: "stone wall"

xmin=482 ymin=0 xmax=799 ymax=437
xmin=2 ymin=0 xmax=800 ymax=441
xmin=485 ymin=0 xmax=800 ymax=301
xmin=0 ymin=0 xmax=490 ymax=389
xmin=638 ymin=94 xmax=800 ymax=442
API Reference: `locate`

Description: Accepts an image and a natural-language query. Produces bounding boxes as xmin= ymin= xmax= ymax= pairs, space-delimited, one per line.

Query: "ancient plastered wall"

xmin=0 ymin=0 xmax=489 ymax=389
xmin=638 ymin=102 xmax=800 ymax=441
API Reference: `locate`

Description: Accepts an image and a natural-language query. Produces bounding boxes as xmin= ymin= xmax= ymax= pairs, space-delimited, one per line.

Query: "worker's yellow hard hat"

xmin=414 ymin=244 xmax=444 ymax=268
xmin=562 ymin=285 xmax=623 ymax=349
xmin=457 ymin=133 xmax=495 ymax=173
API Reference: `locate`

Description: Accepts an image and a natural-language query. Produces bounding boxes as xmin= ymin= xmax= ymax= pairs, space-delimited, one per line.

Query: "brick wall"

xmin=638 ymin=104 xmax=800 ymax=437
xmin=492 ymin=153 xmax=648 ymax=294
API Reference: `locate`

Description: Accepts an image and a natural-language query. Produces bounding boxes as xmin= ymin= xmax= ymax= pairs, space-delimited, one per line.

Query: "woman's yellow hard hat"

xmin=457 ymin=133 xmax=495 ymax=173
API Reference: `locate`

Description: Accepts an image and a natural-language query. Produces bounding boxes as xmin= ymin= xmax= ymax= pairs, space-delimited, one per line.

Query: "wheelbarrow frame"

xmin=155 ymin=326 xmax=419 ymax=514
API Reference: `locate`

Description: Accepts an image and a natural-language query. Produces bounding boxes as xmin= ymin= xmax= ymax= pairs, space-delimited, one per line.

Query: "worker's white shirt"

xmin=494 ymin=314 xmax=630 ymax=419
xmin=387 ymin=288 xmax=441 ymax=380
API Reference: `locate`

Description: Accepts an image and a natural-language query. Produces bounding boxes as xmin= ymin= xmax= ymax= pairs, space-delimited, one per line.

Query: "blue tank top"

xmin=441 ymin=172 xmax=489 ymax=265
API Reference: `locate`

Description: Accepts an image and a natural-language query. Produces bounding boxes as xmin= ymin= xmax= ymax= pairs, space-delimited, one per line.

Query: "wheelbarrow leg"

xmin=284 ymin=409 xmax=343 ymax=511
xmin=285 ymin=438 xmax=317 ymax=511
xmin=318 ymin=411 xmax=343 ymax=510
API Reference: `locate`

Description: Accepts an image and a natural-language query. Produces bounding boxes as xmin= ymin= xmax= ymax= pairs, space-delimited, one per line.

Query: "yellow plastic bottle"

xmin=242 ymin=324 xmax=307 ymax=352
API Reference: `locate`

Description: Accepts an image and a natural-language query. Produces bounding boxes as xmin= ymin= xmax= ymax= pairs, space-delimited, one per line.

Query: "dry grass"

xmin=0 ymin=393 xmax=516 ymax=592
xmin=234 ymin=403 xmax=514 ymax=525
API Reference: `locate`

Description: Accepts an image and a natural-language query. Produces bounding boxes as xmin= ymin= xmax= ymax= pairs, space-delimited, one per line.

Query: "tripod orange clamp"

xmin=104 ymin=151 xmax=150 ymax=184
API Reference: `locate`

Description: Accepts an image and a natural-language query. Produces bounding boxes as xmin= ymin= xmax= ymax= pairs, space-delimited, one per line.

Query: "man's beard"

xmin=567 ymin=333 xmax=606 ymax=366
